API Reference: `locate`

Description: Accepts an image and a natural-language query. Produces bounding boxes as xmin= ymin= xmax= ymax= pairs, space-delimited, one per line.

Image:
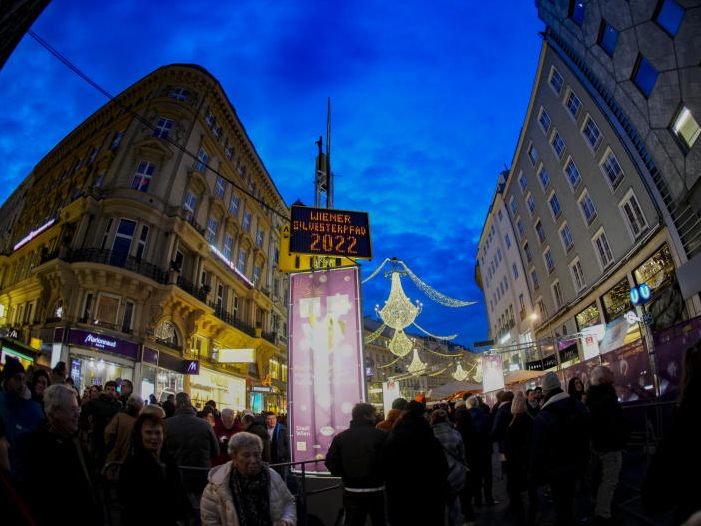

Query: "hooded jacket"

xmin=200 ymin=461 xmax=296 ymax=526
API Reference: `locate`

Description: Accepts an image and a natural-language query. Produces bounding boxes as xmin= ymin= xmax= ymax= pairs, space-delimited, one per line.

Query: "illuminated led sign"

xmin=13 ymin=219 xmax=56 ymax=251
xmin=217 ymin=348 xmax=256 ymax=363
xmin=290 ymin=205 xmax=372 ymax=259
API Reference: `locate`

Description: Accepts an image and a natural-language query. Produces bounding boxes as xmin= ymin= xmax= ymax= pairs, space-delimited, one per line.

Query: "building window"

xmin=538 ymin=165 xmax=550 ymax=190
xmin=205 ymin=110 xmax=215 ymax=129
xmin=582 ymin=116 xmax=602 ymax=149
xmin=229 ymin=194 xmax=240 ymax=215
xmin=255 ymin=228 xmax=264 ymax=247
xmin=505 ymin=234 xmax=511 ymax=249
xmin=601 ymin=149 xmax=624 ymax=188
xmin=569 ymin=0 xmax=585 ymax=25
xmin=632 ymin=55 xmax=658 ymax=98
xmin=570 ymin=258 xmax=586 ymax=291
xmin=655 ymin=0 xmax=684 ymax=37
xmin=551 ymin=131 xmax=566 ymax=159
xmin=111 ymin=131 xmax=124 ymax=150
xmin=620 ymin=191 xmax=648 ymax=239
xmin=579 ymin=190 xmax=597 ymax=224
xmin=223 ymin=234 xmax=233 ymax=260
xmin=527 ymin=144 xmax=539 ymax=166
xmin=549 ymin=67 xmax=563 ymax=94
xmin=512 ymin=263 xmax=519 ymax=279
xmin=598 ymin=20 xmax=619 ymax=56
xmin=517 ymin=218 xmax=525 ymax=237
xmin=87 ymin=147 xmax=100 ymax=165
xmin=552 ymin=281 xmax=564 ymax=309
xmin=153 ymin=117 xmax=173 ymax=139
xmin=214 ymin=176 xmax=226 ymax=197
xmin=527 ymin=193 xmax=536 ymax=216
xmin=236 ymin=248 xmax=247 ymax=273
xmin=112 ymin=219 xmax=136 ymax=259
xmin=519 ymin=172 xmax=528 ymax=192
xmin=564 ymin=158 xmax=581 ymax=189
xmin=212 ymin=125 xmax=222 ymax=139
xmin=544 ymin=247 xmax=555 ymax=273
xmin=593 ymin=229 xmax=614 ymax=269
xmin=224 ymin=142 xmax=234 ymax=160
xmin=560 ymin=222 xmax=574 ymax=251
xmin=135 ymin=225 xmax=149 ymax=260
xmin=497 ymin=248 xmax=503 ymax=264
xmin=207 ymin=216 xmax=218 ymax=244
xmin=242 ymin=211 xmax=252 ymax=231
xmin=131 ymin=161 xmax=155 ymax=192
xmin=510 ymin=197 xmax=518 ymax=215
xmin=253 ymin=265 xmax=261 ymax=284
xmin=538 ymin=107 xmax=551 ymax=133
xmin=167 ymin=86 xmax=187 ymax=100
xmin=535 ymin=220 xmax=546 ymax=243
xmin=670 ymin=105 xmax=700 ymax=151
xmin=524 ymin=242 xmax=533 ymax=262
xmin=195 ymin=147 xmax=208 ymax=172
xmin=565 ymin=89 xmax=581 ymax=118
xmin=183 ymin=190 xmax=197 ymax=213
xmin=531 ymin=269 xmax=540 ymax=290
xmin=549 ymin=193 xmax=562 ymax=219
xmin=498 ymin=209 xmax=503 ymax=222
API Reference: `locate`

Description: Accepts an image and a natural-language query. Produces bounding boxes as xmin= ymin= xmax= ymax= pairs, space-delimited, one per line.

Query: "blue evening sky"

xmin=0 ymin=1 xmax=544 ymax=348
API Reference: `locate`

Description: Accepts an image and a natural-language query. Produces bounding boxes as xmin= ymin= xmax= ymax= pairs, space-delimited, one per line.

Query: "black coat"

xmin=383 ymin=413 xmax=448 ymax=526
xmin=82 ymin=394 xmax=121 ymax=463
xmin=119 ymin=449 xmax=191 ymax=525
xmin=586 ymin=383 xmax=627 ymax=452
xmin=270 ymin=422 xmax=290 ymax=464
xmin=467 ymin=407 xmax=493 ymax=470
xmin=504 ymin=412 xmax=534 ymax=490
xmin=246 ymin=421 xmax=272 ymax=462
xmin=325 ymin=418 xmax=387 ymax=489
xmin=15 ymin=425 xmax=102 ymax=526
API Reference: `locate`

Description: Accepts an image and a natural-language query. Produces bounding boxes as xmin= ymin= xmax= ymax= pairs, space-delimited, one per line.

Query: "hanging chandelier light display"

xmin=375 ymin=272 xmax=423 ymax=357
xmin=407 ymin=348 xmax=426 ymax=375
xmin=452 ymin=362 xmax=469 ymax=382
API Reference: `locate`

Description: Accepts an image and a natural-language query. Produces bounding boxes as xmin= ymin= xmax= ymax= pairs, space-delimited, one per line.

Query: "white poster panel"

xmin=382 ymin=380 xmax=401 ymax=417
xmin=482 ymin=354 xmax=505 ymax=393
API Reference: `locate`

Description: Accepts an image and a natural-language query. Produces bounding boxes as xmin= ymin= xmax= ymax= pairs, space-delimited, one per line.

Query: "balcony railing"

xmin=207 ymin=302 xmax=256 ymax=337
xmin=176 ymin=276 xmax=208 ymax=302
xmin=261 ymin=331 xmax=276 ymax=344
xmin=77 ymin=317 xmax=133 ymax=335
xmin=63 ymin=248 xmax=168 ymax=283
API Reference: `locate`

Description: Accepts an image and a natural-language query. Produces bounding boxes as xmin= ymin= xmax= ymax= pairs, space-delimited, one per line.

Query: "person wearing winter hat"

xmin=530 ymin=371 xmax=590 ymax=526
xmin=0 ymin=357 xmax=44 ymax=475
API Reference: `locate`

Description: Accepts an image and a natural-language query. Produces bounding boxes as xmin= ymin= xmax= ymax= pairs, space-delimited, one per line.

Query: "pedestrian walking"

xmin=326 ymin=403 xmax=387 ymax=526
xmin=466 ymin=395 xmax=497 ymax=507
xmin=432 ymin=408 xmax=468 ymax=526
xmin=81 ymin=379 xmax=121 ymax=467
xmin=586 ymin=365 xmax=627 ymax=525
xmin=200 ymin=431 xmax=296 ymax=526
xmin=504 ymin=391 xmax=537 ymax=524
xmin=104 ymin=393 xmax=143 ymax=466
xmin=213 ymin=407 xmax=242 ymax=466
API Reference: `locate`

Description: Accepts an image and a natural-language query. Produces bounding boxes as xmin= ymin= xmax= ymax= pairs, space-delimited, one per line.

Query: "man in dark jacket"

xmin=587 ymin=365 xmax=627 ymax=524
xmin=491 ymin=390 xmax=514 ymax=481
xmin=80 ymin=379 xmax=121 ymax=467
xmin=241 ymin=411 xmax=271 ymax=462
xmin=531 ymin=372 xmax=589 ymax=526
xmin=466 ymin=395 xmax=496 ymax=506
xmin=15 ymin=384 xmax=103 ymax=525
xmin=164 ymin=392 xmax=219 ymax=494
xmin=326 ymin=403 xmax=388 ymax=526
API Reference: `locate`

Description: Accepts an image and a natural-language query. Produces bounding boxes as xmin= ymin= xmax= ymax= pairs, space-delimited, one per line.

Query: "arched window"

xmin=54 ymin=299 xmax=64 ymax=319
xmin=155 ymin=320 xmax=180 ymax=348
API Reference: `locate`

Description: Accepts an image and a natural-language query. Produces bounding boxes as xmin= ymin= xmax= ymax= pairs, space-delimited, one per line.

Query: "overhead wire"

xmin=27 ymin=30 xmax=291 ymax=224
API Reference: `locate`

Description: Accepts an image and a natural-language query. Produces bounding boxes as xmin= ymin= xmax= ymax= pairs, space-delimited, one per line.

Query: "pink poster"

xmin=482 ymin=354 xmax=505 ymax=393
xmin=288 ymin=267 xmax=365 ymax=473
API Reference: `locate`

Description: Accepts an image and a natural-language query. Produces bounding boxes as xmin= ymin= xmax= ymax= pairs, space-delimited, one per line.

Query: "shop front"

xmin=0 ymin=333 xmax=38 ymax=371
xmin=139 ymin=347 xmax=198 ymax=402
xmin=249 ymin=385 xmax=285 ymax=413
xmin=63 ymin=328 xmax=138 ymax=393
xmin=189 ymin=365 xmax=246 ymax=412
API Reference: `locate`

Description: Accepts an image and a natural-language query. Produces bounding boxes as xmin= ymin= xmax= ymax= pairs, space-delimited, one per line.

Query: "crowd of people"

xmin=0 ymin=343 xmax=699 ymax=525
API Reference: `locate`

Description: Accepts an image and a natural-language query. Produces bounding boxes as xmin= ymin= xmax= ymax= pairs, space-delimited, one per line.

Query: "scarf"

xmin=229 ymin=464 xmax=272 ymax=526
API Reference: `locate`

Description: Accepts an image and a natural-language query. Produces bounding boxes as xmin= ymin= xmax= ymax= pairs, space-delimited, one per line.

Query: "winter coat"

xmin=164 ymin=407 xmax=220 ymax=468
xmin=530 ymin=391 xmax=589 ymax=485
xmin=432 ymin=420 xmax=467 ymax=494
xmin=0 ymin=392 xmax=43 ymax=475
xmin=467 ymin=407 xmax=492 ymax=470
xmin=212 ymin=421 xmax=241 ymax=467
xmin=119 ymin=449 xmax=192 ymax=525
xmin=270 ymin=422 xmax=290 ymax=465
xmin=15 ymin=425 xmax=102 ymax=526
xmin=81 ymin=393 xmax=121 ymax=462
xmin=200 ymin=461 xmax=296 ymax=526
xmin=504 ymin=412 xmax=534 ymax=491
xmin=383 ymin=413 xmax=448 ymax=526
xmin=325 ymin=418 xmax=387 ymax=489
xmin=376 ymin=408 xmax=402 ymax=431
xmin=245 ymin=421 xmax=271 ymax=462
xmin=104 ymin=411 xmax=136 ymax=464
xmin=491 ymin=401 xmax=513 ymax=448
xmin=586 ymin=383 xmax=627 ymax=452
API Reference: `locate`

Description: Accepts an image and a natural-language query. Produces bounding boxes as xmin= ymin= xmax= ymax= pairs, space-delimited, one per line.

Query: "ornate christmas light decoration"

xmin=375 ymin=271 xmax=422 ymax=357
xmin=388 ymin=330 xmax=413 ymax=357
xmin=364 ymin=323 xmax=387 ymax=344
xmin=452 ymin=362 xmax=469 ymax=381
xmin=407 ymin=348 xmax=426 ymax=375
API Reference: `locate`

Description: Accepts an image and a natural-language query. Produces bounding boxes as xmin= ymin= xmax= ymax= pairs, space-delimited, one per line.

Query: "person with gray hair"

xmin=104 ymin=393 xmax=144 ymax=464
xmin=15 ymin=383 xmax=103 ymax=525
xmin=586 ymin=365 xmax=627 ymax=524
xmin=201 ymin=431 xmax=296 ymax=525
xmin=212 ymin=407 xmax=241 ymax=466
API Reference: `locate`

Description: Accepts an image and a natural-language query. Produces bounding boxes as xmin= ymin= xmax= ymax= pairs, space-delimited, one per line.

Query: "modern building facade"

xmin=0 ymin=64 xmax=289 ymax=413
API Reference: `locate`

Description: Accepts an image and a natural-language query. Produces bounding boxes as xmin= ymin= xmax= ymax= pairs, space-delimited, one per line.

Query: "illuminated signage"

xmin=630 ymin=283 xmax=651 ymax=306
xmin=289 ymin=267 xmax=365 ymax=474
xmin=67 ymin=329 xmax=139 ymax=360
xmin=290 ymin=205 xmax=372 ymax=259
xmin=217 ymin=348 xmax=255 ymax=363
xmin=209 ymin=245 xmax=255 ymax=288
xmin=13 ymin=219 xmax=56 ymax=251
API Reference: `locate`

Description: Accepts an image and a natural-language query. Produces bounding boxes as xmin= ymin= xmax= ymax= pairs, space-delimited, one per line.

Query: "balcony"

xmin=77 ymin=317 xmax=133 ymax=335
xmin=176 ymin=276 xmax=208 ymax=302
xmin=184 ymin=213 xmax=206 ymax=237
xmin=261 ymin=331 xmax=276 ymax=344
xmin=207 ymin=302 xmax=256 ymax=337
xmin=62 ymin=248 xmax=168 ymax=284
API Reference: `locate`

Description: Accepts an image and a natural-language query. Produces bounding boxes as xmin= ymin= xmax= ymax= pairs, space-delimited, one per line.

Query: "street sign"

xmin=278 ymin=225 xmax=356 ymax=272
xmin=289 ymin=205 xmax=372 ymax=259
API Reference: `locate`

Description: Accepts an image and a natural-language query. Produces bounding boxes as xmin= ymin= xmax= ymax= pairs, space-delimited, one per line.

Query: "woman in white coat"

xmin=201 ymin=431 xmax=296 ymax=526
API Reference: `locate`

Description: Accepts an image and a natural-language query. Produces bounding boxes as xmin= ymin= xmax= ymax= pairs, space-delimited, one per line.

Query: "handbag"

xmin=441 ymin=444 xmax=469 ymax=494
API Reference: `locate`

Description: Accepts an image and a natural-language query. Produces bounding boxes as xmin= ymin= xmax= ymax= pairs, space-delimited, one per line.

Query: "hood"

xmin=541 ymin=391 xmax=569 ymax=410
xmin=208 ymin=461 xmax=233 ymax=485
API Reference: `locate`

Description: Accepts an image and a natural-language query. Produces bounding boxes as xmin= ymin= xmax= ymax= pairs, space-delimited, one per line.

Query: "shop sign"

xmin=68 ymin=329 xmax=138 ymax=361
xmin=142 ymin=347 xmax=159 ymax=365
xmin=289 ymin=267 xmax=365 ymax=473
xmin=289 ymin=205 xmax=372 ymax=259
xmin=13 ymin=218 xmax=56 ymax=251
xmin=217 ymin=348 xmax=255 ymax=363
xmin=158 ymin=351 xmax=199 ymax=375
xmin=252 ymin=386 xmax=274 ymax=392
